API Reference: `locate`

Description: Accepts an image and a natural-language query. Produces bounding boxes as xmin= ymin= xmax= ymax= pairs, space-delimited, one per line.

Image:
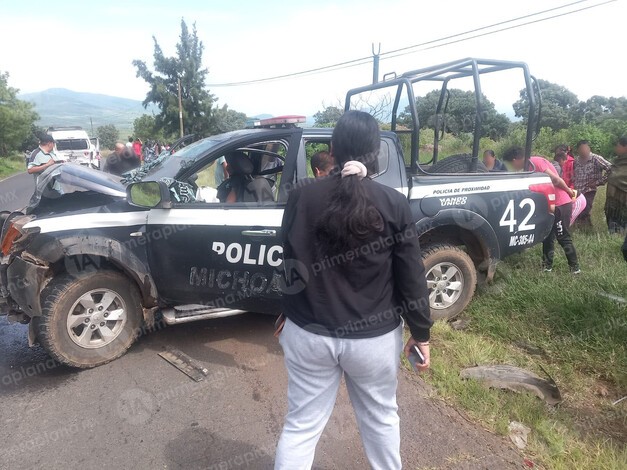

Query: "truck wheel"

xmin=422 ymin=244 xmax=477 ymax=320
xmin=428 ymin=154 xmax=489 ymax=173
xmin=34 ymin=270 xmax=142 ymax=368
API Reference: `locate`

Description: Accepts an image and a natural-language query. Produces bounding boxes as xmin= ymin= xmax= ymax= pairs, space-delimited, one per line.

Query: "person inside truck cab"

xmin=27 ymin=134 xmax=64 ymax=180
xmin=482 ymin=150 xmax=507 ymax=172
xmin=216 ymin=151 xmax=274 ymax=203
xmin=311 ymin=150 xmax=335 ymax=178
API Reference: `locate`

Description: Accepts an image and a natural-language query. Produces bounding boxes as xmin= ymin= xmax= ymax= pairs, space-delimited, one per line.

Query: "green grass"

xmin=410 ymin=185 xmax=627 ymax=469
xmin=0 ymin=154 xmax=26 ymax=179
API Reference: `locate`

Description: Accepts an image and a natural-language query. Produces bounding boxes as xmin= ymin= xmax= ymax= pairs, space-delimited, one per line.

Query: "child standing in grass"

xmin=503 ymin=146 xmax=580 ymax=274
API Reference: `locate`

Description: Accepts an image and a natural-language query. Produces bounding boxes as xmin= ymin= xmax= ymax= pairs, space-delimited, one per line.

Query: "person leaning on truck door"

xmin=275 ymin=111 xmax=433 ymax=470
xmin=503 ymin=147 xmax=580 ymax=274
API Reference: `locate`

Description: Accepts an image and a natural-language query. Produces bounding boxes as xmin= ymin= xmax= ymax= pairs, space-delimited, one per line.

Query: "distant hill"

xmin=19 ymin=88 xmax=158 ymax=132
xmin=19 ymin=88 xmax=316 ymax=133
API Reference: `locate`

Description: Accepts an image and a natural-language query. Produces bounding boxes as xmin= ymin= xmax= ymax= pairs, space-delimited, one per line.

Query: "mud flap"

xmin=28 ymin=321 xmax=37 ymax=347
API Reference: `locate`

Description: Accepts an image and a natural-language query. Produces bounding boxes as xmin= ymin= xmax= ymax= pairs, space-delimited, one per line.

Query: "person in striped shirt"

xmin=573 ymin=140 xmax=612 ymax=227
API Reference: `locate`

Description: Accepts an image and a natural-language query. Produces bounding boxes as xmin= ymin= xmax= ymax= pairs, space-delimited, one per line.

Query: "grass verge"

xmin=0 ymin=154 xmax=26 ymax=179
xmin=409 ymin=186 xmax=627 ymax=469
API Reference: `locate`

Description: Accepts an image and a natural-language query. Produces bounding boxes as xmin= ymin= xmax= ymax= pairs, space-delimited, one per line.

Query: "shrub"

xmin=566 ymin=123 xmax=614 ymax=158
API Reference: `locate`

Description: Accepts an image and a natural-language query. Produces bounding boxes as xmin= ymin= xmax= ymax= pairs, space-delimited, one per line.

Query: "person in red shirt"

xmin=555 ymin=145 xmax=575 ymax=188
xmin=554 ymin=151 xmax=574 ymax=188
xmin=503 ymin=147 xmax=580 ymax=274
xmin=132 ymin=138 xmax=143 ymax=160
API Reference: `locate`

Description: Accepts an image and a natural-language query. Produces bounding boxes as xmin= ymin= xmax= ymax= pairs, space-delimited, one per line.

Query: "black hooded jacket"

xmin=281 ymin=176 xmax=432 ymax=341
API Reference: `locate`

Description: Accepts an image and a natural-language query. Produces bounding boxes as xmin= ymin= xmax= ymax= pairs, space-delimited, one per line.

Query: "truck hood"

xmin=27 ymin=163 xmax=126 ymax=213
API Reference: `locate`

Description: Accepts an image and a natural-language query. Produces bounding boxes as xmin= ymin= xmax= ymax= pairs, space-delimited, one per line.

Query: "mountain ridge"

xmin=19 ymin=88 xmax=158 ymax=132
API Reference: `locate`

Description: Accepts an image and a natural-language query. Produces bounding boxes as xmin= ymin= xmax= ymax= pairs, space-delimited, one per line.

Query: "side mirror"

xmin=126 ymin=181 xmax=171 ymax=209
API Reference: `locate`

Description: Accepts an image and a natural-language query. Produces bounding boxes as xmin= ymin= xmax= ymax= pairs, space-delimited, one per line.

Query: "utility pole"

xmin=177 ymin=78 xmax=184 ymax=138
xmin=90 ymin=117 xmax=93 ymax=135
xmin=372 ymin=43 xmax=381 ymax=84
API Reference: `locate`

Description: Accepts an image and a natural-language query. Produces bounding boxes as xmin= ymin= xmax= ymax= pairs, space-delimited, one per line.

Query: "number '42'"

xmin=499 ymin=198 xmax=536 ymax=233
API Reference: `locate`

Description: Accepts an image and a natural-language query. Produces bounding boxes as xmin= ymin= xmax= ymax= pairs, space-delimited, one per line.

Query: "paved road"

xmin=0 ymin=313 xmax=523 ymax=470
xmin=0 ymin=171 xmax=35 ymax=212
xmin=0 ymin=171 xmax=524 ymax=468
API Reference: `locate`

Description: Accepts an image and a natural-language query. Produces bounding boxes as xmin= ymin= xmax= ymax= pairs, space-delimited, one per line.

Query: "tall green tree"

xmin=96 ymin=124 xmax=119 ymax=150
xmin=210 ymin=105 xmax=247 ymax=134
xmin=573 ymin=95 xmax=627 ymax=124
xmin=133 ymin=114 xmax=164 ymax=141
xmin=0 ymin=71 xmax=39 ymax=157
xmin=314 ymin=106 xmax=343 ymax=127
xmin=20 ymin=124 xmax=46 ymax=152
xmin=133 ymin=19 xmax=215 ymax=138
xmin=399 ymin=89 xmax=510 ymax=139
xmin=513 ymin=79 xmax=578 ymax=131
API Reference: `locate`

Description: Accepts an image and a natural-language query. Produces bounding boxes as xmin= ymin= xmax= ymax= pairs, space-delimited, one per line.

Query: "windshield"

xmin=171 ymin=138 xmax=220 ymax=159
xmin=121 ymin=137 xmax=222 ymax=184
xmin=56 ymin=139 xmax=90 ymax=151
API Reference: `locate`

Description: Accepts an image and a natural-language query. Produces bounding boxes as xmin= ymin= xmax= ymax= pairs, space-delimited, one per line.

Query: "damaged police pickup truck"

xmin=1 ymin=59 xmax=556 ymax=367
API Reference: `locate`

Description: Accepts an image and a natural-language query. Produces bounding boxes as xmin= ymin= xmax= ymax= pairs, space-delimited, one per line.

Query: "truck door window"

xmin=191 ymin=141 xmax=286 ymax=204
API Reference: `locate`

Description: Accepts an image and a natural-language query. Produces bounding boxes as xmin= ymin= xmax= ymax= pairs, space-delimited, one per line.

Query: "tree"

xmin=399 ymin=89 xmax=510 ymax=139
xmin=573 ymin=95 xmax=627 ymax=124
xmin=513 ymin=79 xmax=578 ymax=131
xmin=133 ymin=114 xmax=163 ymax=141
xmin=314 ymin=106 xmax=344 ymax=127
xmin=96 ymin=124 xmax=119 ymax=150
xmin=20 ymin=124 xmax=46 ymax=152
xmin=133 ymin=19 xmax=216 ymax=139
xmin=0 ymin=71 xmax=39 ymax=157
xmin=210 ymin=105 xmax=247 ymax=134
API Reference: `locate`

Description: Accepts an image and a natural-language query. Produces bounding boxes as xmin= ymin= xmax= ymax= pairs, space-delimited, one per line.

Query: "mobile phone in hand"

xmin=408 ymin=345 xmax=425 ymax=372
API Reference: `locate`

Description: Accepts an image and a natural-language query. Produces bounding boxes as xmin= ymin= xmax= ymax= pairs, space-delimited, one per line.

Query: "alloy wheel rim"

xmin=66 ymin=289 xmax=127 ymax=349
xmin=426 ymin=262 xmax=464 ymax=309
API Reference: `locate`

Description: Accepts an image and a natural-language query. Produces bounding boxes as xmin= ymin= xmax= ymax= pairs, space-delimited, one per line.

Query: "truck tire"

xmin=34 ymin=270 xmax=142 ymax=368
xmin=428 ymin=154 xmax=489 ymax=173
xmin=421 ymin=244 xmax=477 ymax=320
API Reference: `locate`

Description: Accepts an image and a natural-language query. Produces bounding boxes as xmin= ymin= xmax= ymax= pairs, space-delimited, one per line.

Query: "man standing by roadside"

xmin=605 ymin=137 xmax=627 ymax=233
xmin=503 ymin=147 xmax=580 ymax=274
xmin=27 ymin=135 xmax=63 ymax=181
xmin=573 ymin=140 xmax=612 ymax=226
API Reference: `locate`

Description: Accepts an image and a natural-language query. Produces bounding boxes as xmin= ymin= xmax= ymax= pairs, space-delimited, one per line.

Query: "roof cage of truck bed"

xmin=345 ymin=58 xmax=541 ymax=175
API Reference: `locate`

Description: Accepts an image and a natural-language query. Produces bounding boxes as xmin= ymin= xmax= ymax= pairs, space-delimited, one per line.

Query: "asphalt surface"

xmin=0 ymin=171 xmax=524 ymax=469
xmin=0 ymin=170 xmax=34 ymax=212
xmin=0 ymin=313 xmax=524 ymax=470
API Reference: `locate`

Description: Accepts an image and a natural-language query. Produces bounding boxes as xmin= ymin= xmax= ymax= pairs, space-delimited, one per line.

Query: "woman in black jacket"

xmin=274 ymin=111 xmax=432 ymax=470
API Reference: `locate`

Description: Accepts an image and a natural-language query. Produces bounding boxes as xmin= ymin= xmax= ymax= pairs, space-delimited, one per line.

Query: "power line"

xmin=206 ymin=0 xmax=615 ymax=87
xmin=379 ymin=0 xmax=591 ymax=58
xmin=380 ymin=0 xmax=617 ymax=62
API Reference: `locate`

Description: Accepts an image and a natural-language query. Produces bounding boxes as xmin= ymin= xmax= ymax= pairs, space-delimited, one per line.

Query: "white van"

xmin=47 ymin=126 xmax=100 ymax=170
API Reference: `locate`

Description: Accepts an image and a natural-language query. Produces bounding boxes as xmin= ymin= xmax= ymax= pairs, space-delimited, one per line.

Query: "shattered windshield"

xmin=121 ymin=138 xmax=221 ymax=184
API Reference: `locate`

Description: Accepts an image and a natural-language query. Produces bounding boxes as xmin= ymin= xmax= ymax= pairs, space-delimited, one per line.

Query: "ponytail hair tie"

xmin=341 ymin=160 xmax=367 ymax=180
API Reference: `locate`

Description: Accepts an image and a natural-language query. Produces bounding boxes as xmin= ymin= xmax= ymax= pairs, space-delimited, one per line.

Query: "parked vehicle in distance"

xmin=47 ymin=126 xmax=100 ymax=170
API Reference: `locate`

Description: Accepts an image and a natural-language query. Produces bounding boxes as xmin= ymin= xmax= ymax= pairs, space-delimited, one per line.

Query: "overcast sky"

xmin=2 ymin=0 xmax=624 ymax=118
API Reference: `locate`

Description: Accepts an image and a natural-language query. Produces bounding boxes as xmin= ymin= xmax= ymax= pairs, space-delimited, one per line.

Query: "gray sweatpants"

xmin=274 ymin=318 xmax=404 ymax=470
